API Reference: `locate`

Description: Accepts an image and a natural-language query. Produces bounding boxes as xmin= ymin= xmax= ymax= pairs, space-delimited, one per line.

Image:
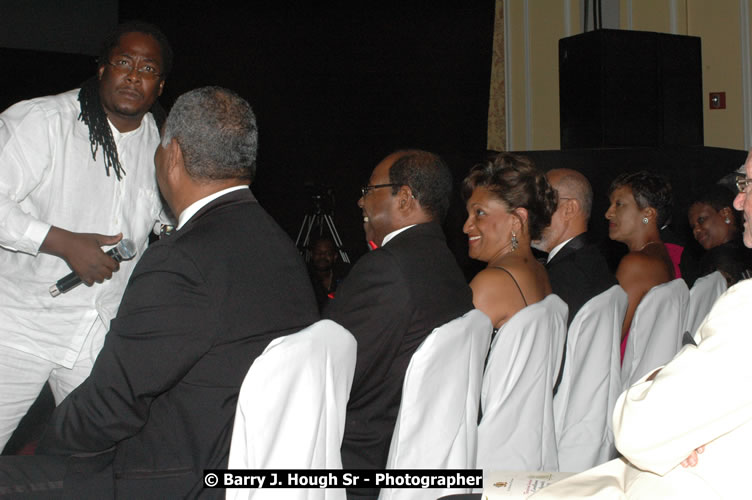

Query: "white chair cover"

xmin=227 ymin=320 xmax=357 ymax=500
xmin=477 ymin=294 xmax=568 ymax=473
xmin=378 ymin=309 xmax=493 ymax=500
xmin=687 ymin=271 xmax=727 ymax=337
xmin=553 ymin=285 xmax=628 ymax=472
xmin=621 ymin=279 xmax=689 ymax=391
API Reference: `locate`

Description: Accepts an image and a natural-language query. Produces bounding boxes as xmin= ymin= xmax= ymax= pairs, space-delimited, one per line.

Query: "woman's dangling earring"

xmin=725 ymin=217 xmax=731 ymax=224
xmin=511 ymin=232 xmax=519 ymax=251
xmin=642 ymin=217 xmax=649 ymax=225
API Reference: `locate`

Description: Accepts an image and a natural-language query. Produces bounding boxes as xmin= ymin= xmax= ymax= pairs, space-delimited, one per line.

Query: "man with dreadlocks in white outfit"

xmin=0 ymin=21 xmax=173 ymax=452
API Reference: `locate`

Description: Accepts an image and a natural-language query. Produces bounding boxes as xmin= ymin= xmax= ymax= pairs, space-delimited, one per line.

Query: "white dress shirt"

xmin=381 ymin=224 xmax=417 ymax=247
xmin=546 ymin=237 xmax=575 ymax=263
xmin=177 ymin=185 xmax=249 ymax=230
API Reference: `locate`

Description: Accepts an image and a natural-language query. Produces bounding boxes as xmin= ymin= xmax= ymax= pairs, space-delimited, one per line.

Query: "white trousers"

xmin=0 ymin=318 xmax=107 ymax=452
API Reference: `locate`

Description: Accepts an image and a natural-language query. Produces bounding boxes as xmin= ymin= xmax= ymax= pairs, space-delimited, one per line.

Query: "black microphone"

xmin=49 ymin=239 xmax=137 ymax=297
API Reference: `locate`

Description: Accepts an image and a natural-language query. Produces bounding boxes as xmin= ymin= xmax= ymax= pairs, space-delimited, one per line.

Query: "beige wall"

xmin=489 ymin=0 xmax=580 ymax=151
xmin=686 ymin=0 xmax=746 ymax=149
xmin=491 ymin=0 xmax=752 ymax=151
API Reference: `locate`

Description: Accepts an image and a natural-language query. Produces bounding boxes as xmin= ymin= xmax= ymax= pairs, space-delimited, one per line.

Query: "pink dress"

xmin=664 ymin=242 xmax=683 ymax=279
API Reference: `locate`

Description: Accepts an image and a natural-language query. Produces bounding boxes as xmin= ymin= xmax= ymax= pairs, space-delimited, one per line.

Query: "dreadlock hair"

xmin=78 ymin=21 xmax=172 ymax=181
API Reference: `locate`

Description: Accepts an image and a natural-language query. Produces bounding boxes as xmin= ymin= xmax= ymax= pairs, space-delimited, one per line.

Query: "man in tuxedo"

xmin=324 ymin=150 xmax=473 ymax=498
xmin=534 ymin=168 xmax=616 ymax=325
xmin=0 ymin=87 xmax=318 ymax=498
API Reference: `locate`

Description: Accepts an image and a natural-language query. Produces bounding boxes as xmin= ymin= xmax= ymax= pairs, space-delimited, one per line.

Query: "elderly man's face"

xmin=733 ymin=150 xmax=752 ymax=248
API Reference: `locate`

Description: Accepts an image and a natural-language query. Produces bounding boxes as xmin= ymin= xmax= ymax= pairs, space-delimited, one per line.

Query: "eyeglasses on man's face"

xmin=105 ymin=58 xmax=162 ymax=80
xmin=736 ymin=177 xmax=751 ymax=194
xmin=360 ymin=183 xmax=399 ymax=197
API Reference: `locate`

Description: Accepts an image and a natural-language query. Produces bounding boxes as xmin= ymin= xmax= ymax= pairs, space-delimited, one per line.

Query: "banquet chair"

xmin=476 ymin=294 xmax=567 ymax=473
xmin=553 ymin=285 xmax=627 ymax=472
xmin=621 ymin=279 xmax=689 ymax=391
xmin=687 ymin=271 xmax=727 ymax=337
xmin=378 ymin=309 xmax=493 ymax=500
xmin=227 ymin=319 xmax=357 ymax=500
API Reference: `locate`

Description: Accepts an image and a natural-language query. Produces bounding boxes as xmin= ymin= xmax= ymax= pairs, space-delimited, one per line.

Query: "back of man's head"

xmin=548 ymin=168 xmax=593 ymax=223
xmin=534 ymin=168 xmax=593 ymax=253
xmin=162 ymin=86 xmax=258 ymax=182
xmin=388 ymin=150 xmax=453 ymax=223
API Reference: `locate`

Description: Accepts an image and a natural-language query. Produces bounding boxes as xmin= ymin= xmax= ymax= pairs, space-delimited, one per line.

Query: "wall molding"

xmin=504 ymin=0 xmax=513 ymax=151
xmin=742 ymin=0 xmax=752 ymax=149
xmin=669 ymin=0 xmax=679 ymax=33
xmin=523 ymin=0 xmax=532 ymax=150
xmin=626 ymin=0 xmax=633 ymax=29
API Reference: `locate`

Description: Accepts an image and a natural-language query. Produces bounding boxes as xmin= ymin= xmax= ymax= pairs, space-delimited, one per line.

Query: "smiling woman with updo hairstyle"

xmin=688 ymin=184 xmax=752 ymax=286
xmin=605 ymin=171 xmax=675 ymax=354
xmin=462 ymin=153 xmax=557 ymax=329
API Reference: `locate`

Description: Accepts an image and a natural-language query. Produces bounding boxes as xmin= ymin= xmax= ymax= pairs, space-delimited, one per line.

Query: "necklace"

xmin=637 ymin=240 xmax=660 ymax=252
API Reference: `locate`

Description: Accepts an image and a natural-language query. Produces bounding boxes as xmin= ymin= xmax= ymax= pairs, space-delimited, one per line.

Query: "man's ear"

xmin=166 ymin=138 xmax=184 ymax=178
xmin=562 ymin=198 xmax=580 ymax=220
xmin=396 ymin=185 xmax=415 ymax=212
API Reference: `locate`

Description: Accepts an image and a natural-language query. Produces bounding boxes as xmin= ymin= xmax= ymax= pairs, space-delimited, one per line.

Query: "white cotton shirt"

xmin=0 ymin=89 xmax=166 ymax=367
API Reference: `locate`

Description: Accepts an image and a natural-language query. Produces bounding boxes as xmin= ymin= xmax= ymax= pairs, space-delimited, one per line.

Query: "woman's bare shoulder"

xmin=470 ymin=267 xmax=520 ymax=307
xmin=470 ymin=266 xmax=517 ymax=292
xmin=616 ymin=251 xmax=672 ymax=289
xmin=469 ymin=266 xmax=527 ymax=323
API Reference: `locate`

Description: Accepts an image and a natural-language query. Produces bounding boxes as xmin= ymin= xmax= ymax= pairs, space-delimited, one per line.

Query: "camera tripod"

xmin=295 ymin=193 xmax=350 ymax=264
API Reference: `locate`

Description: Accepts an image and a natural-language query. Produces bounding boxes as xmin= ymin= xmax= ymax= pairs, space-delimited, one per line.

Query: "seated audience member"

xmin=530 ymin=151 xmax=752 ymax=500
xmin=307 ymin=234 xmax=349 ymax=311
xmin=688 ymin=184 xmax=752 ymax=286
xmin=605 ymin=171 xmax=674 ymax=352
xmin=0 ymin=87 xmax=319 ymax=498
xmin=534 ymin=168 xmax=617 ymax=394
xmin=534 ymin=168 xmax=617 ymax=325
xmin=461 ymin=153 xmax=557 ymax=329
xmin=324 ymin=149 xmax=473 ymax=499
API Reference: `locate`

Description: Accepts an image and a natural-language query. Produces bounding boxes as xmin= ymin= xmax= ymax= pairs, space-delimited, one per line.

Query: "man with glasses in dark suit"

xmin=324 ymin=149 xmax=473 ymax=499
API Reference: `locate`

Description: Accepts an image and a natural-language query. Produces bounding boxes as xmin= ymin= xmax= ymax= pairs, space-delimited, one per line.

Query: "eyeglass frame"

xmin=104 ymin=59 xmax=163 ymax=79
xmin=361 ymin=183 xmax=400 ymax=197
xmin=736 ymin=177 xmax=751 ymax=194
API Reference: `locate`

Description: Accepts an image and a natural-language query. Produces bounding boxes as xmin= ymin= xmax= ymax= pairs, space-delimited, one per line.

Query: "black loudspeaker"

xmin=559 ymin=29 xmax=703 ymax=149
